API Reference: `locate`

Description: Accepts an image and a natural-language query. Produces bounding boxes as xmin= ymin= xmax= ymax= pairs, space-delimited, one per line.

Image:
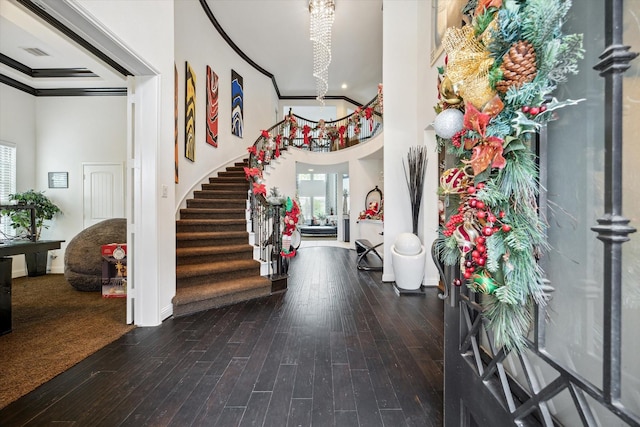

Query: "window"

xmin=0 ymin=141 xmax=17 ymax=238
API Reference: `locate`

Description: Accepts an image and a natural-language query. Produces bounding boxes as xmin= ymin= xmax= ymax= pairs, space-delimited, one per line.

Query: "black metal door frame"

xmin=440 ymin=1 xmax=639 ymax=425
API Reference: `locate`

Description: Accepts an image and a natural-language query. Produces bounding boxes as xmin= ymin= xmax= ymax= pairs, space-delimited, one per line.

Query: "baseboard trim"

xmin=160 ymin=304 xmax=173 ymax=321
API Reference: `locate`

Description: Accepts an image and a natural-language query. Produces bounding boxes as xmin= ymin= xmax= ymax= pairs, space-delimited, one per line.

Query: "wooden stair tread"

xmin=173 ymin=276 xmax=271 ymax=304
xmin=176 ymin=259 xmax=260 ymax=278
xmin=176 ymin=244 xmax=252 ymax=257
xmin=176 ymin=218 xmax=246 ymax=225
xmin=176 ymin=231 xmax=248 ymax=240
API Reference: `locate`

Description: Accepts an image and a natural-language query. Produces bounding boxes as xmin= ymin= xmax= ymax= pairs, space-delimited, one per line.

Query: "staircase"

xmin=172 ymin=161 xmax=272 ymax=317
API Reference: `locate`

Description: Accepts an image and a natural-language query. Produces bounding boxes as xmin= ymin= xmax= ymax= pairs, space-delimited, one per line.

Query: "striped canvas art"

xmin=231 ymin=69 xmax=243 ymax=138
xmin=174 ymin=64 xmax=179 ymax=182
xmin=206 ymin=66 xmax=219 ymax=147
xmin=185 ymin=62 xmax=196 ymax=162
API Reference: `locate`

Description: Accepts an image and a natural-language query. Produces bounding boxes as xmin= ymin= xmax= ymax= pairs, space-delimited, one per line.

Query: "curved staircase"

xmin=172 ymin=161 xmax=272 ymax=317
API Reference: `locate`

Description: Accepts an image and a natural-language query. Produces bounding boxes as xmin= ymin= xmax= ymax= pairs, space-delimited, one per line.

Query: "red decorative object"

xmin=252 ymin=182 xmax=266 ymax=196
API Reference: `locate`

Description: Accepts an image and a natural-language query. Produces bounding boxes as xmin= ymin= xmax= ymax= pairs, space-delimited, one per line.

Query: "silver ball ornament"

xmin=433 ymin=109 xmax=464 ymax=139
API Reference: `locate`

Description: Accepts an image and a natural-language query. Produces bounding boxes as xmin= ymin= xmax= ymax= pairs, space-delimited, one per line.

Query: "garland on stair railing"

xmin=243 ymin=87 xmax=384 ymax=274
xmin=433 ymin=0 xmax=584 ymax=351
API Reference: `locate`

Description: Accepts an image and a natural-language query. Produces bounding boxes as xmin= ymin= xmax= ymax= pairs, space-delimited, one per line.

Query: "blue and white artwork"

xmin=231 ymin=70 xmax=243 ymax=138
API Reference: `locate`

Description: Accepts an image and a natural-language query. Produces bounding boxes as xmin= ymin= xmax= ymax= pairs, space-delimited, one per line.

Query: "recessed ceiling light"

xmin=341 ymin=83 xmax=348 ymax=89
xmin=308 ymin=168 xmax=314 ymax=172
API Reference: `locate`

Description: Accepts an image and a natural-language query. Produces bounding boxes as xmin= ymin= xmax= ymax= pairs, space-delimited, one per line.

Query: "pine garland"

xmin=433 ymin=0 xmax=583 ymax=351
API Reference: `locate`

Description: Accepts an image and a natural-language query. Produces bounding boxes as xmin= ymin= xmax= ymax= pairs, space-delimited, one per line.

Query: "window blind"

xmin=0 ymin=141 xmax=17 ymax=238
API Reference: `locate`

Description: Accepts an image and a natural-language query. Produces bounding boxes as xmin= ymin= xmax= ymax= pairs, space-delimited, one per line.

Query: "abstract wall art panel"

xmin=185 ymin=62 xmax=196 ymax=162
xmin=174 ymin=64 xmax=179 ymax=182
xmin=231 ymin=69 xmax=243 ymax=138
xmin=206 ymin=66 xmax=219 ymax=147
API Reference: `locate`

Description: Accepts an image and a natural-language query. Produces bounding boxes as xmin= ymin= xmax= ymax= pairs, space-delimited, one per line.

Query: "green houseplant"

xmin=1 ymin=190 xmax=62 ymax=276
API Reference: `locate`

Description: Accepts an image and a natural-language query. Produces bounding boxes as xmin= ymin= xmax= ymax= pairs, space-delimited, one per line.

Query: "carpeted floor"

xmin=0 ymin=274 xmax=134 ymax=409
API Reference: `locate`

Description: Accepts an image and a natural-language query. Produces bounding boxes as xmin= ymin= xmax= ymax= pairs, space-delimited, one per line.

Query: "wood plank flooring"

xmin=0 ymin=246 xmax=444 ymax=426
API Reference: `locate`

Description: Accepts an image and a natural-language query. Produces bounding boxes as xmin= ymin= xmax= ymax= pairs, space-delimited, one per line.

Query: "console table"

xmin=0 ymin=239 xmax=64 ymax=335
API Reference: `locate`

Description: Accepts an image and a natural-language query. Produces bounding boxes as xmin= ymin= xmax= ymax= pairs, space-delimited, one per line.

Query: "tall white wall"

xmin=382 ymin=0 xmax=439 ymax=284
xmin=174 ymin=1 xmax=279 ymax=209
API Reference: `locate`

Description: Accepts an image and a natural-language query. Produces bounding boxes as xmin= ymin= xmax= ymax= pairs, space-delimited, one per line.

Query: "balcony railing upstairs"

xmin=244 ymin=87 xmax=383 ymax=277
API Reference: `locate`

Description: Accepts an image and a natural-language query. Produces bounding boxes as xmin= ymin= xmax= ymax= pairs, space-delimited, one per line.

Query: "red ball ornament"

xmin=487 ymin=214 xmax=497 ymax=223
xmin=499 ymin=211 xmax=506 ymax=218
xmin=476 ymin=236 xmax=486 ymax=245
xmin=453 ymin=278 xmax=461 ymax=286
xmin=476 ymin=244 xmax=486 ymax=253
xmin=483 ymin=227 xmax=494 ymax=236
xmin=477 ymin=257 xmax=486 ymax=266
xmin=476 ymin=182 xmax=485 ymax=190
xmin=476 ymin=201 xmax=485 ymax=210
xmin=476 ymin=211 xmax=487 ymax=219
xmin=463 ymin=271 xmax=473 ymax=279
xmin=469 ymin=199 xmax=478 ymax=208
xmin=467 ymin=186 xmax=476 ymax=194
xmin=540 ymin=105 xmax=547 ymax=113
xmin=502 ymin=224 xmax=512 ymax=232
xmin=465 ymin=260 xmax=473 ymax=268
xmin=529 ymin=107 xmax=540 ymax=116
xmin=522 ymin=106 xmax=530 ymax=113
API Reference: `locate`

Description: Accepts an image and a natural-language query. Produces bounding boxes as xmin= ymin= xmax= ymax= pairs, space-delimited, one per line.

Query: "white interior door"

xmin=82 ymin=163 xmax=125 ymax=229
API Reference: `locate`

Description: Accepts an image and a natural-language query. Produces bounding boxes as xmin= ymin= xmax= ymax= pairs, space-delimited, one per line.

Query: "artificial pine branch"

xmin=520 ymin=0 xmax=571 ymax=52
xmin=484 ymin=294 xmax=534 ymax=350
xmin=548 ymin=34 xmax=584 ymax=83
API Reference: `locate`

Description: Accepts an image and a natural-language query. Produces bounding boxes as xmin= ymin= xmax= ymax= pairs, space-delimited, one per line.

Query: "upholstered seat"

xmin=64 ymin=218 xmax=126 ymax=291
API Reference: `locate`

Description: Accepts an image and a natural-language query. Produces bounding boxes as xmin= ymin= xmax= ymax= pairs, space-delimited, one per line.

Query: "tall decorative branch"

xmin=403 ymin=146 xmax=428 ymax=235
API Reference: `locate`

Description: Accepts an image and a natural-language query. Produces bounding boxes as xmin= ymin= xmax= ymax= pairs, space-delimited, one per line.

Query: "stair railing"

xmin=249 ymin=190 xmax=284 ymax=277
xmin=245 ymin=88 xmax=384 ymax=274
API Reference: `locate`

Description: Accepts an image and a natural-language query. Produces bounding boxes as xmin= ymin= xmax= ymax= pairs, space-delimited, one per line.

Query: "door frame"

xmin=440 ymin=1 xmax=640 ymax=425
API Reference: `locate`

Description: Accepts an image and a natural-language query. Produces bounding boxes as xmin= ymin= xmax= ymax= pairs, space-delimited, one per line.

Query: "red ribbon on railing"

xmin=275 ymin=134 xmax=281 ymax=158
xmin=365 ymin=107 xmax=374 ymax=132
xmin=303 ymin=125 xmax=311 ymax=146
xmin=339 ymin=125 xmax=346 ymax=147
xmin=247 ymin=146 xmax=257 ymax=155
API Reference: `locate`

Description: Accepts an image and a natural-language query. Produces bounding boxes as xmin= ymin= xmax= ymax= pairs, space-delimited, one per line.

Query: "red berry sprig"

xmin=521 ymin=104 xmax=547 ymax=117
xmin=442 ymin=212 xmax=464 ymax=237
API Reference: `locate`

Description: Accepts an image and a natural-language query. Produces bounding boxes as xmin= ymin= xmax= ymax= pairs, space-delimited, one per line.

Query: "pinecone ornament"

xmin=495 ymin=40 xmax=537 ymax=93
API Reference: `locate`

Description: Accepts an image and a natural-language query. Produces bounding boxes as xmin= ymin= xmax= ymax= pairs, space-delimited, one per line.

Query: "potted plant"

xmin=1 ymin=189 xmax=62 ymax=276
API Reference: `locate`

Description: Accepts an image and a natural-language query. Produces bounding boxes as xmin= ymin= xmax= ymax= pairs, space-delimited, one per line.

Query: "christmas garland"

xmin=433 ymin=0 xmax=584 ymax=351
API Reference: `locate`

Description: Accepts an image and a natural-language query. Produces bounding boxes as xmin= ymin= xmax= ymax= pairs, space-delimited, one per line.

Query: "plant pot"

xmin=25 ymin=251 xmax=48 ymax=277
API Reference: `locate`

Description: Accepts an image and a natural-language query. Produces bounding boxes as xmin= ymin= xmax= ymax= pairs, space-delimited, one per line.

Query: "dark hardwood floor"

xmin=0 ymin=246 xmax=444 ymax=426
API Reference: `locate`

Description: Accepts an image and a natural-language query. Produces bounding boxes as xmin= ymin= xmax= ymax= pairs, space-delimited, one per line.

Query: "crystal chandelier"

xmin=309 ymin=0 xmax=335 ymax=103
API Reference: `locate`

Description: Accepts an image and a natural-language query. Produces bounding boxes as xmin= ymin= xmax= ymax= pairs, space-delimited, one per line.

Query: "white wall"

xmin=279 ymin=98 xmax=363 ymax=122
xmin=0 ymin=85 xmax=37 ymax=192
xmin=35 ymin=96 xmax=127 ymax=275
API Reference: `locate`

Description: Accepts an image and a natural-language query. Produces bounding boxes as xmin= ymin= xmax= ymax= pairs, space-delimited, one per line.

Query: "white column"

xmin=382 ymin=0 xmax=436 ymax=282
